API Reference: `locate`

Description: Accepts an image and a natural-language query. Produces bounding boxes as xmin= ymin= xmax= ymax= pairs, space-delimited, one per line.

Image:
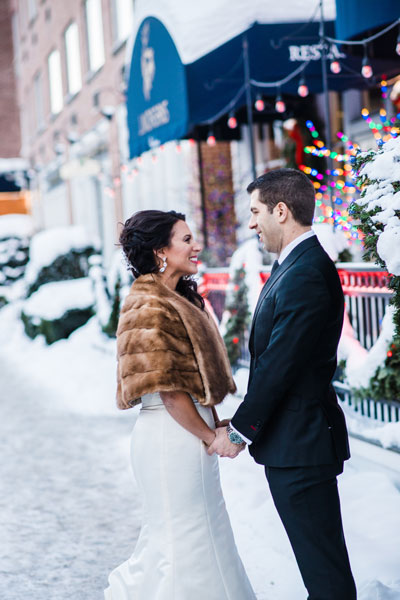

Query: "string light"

xmin=380 ymin=77 xmax=388 ymax=99
xmin=361 ymin=45 xmax=373 ymax=78
xmin=275 ymin=94 xmax=286 ymax=113
xmin=227 ymin=112 xmax=238 ymax=129
xmin=207 ymin=131 xmax=216 ymax=146
xmin=254 ymin=95 xmax=265 ymax=111
xmin=330 ymin=60 xmax=341 ymax=74
xmin=297 ymin=76 xmax=309 ymax=98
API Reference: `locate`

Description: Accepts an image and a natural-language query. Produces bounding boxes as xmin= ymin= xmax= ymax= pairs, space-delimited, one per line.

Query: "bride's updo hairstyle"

xmin=120 ymin=209 xmax=205 ymax=309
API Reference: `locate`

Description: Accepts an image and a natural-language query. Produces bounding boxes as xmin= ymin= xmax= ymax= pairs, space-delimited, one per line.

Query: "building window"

xmin=112 ymin=0 xmax=134 ymax=44
xmin=11 ymin=13 xmax=21 ymax=78
xmin=27 ymin=0 xmax=37 ymax=22
xmin=64 ymin=22 xmax=82 ymax=96
xmin=33 ymin=71 xmax=45 ymax=130
xmin=48 ymin=49 xmax=63 ymax=115
xmin=85 ymin=0 xmax=105 ymax=73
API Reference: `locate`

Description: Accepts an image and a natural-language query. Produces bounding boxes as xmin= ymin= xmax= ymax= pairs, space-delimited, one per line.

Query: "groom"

xmin=209 ymin=169 xmax=356 ymax=599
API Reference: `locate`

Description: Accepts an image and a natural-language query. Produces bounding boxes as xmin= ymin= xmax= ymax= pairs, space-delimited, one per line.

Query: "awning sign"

xmin=126 ymin=17 xmax=189 ymax=158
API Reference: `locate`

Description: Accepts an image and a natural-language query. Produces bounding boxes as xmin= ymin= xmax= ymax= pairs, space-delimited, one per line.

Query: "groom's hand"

xmin=207 ymin=427 xmax=245 ymax=458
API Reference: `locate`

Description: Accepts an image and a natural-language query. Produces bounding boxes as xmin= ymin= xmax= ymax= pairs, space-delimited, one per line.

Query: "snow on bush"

xmin=21 ymin=277 xmax=95 ymax=344
xmin=354 ymin=138 xmax=400 ymax=276
xmin=24 ymin=225 xmax=98 ymax=295
xmin=0 ymin=214 xmax=34 ymax=300
xmin=0 ymin=213 xmax=34 ymax=239
xmin=22 ymin=278 xmax=94 ymax=320
xmin=344 ymin=137 xmax=400 ymax=402
xmin=312 ymin=223 xmax=350 ymax=262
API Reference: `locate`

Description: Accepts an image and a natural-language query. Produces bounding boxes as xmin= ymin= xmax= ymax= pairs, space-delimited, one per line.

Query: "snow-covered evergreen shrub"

xmin=21 ymin=278 xmax=94 ymax=344
xmin=0 ymin=214 xmax=33 ymax=299
xmin=25 ymin=226 xmax=98 ymax=296
xmin=348 ymin=137 xmax=400 ymax=401
xmin=223 ymin=266 xmax=251 ymax=368
xmin=89 ymin=251 xmax=133 ymax=338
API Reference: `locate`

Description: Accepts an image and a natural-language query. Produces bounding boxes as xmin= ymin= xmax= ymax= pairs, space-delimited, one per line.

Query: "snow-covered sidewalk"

xmin=1 ymin=306 xmax=400 ymax=599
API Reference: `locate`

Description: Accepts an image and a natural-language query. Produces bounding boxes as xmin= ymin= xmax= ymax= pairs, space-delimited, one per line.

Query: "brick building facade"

xmin=7 ymin=0 xmax=242 ymax=266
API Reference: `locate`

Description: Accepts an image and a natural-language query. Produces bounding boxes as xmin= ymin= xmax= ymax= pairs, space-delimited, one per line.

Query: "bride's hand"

xmin=216 ymin=418 xmax=231 ymax=428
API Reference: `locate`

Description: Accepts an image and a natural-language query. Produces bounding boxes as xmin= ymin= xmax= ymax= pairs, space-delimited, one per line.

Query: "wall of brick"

xmin=0 ymin=0 xmax=21 ymax=157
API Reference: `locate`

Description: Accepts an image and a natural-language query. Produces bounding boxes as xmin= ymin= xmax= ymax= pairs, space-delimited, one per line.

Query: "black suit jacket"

xmin=231 ymin=236 xmax=350 ymax=467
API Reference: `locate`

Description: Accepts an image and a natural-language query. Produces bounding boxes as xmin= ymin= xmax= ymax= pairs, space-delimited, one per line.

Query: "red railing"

xmin=200 ymin=265 xmax=391 ymax=297
xmin=200 ymin=265 xmax=393 ymax=350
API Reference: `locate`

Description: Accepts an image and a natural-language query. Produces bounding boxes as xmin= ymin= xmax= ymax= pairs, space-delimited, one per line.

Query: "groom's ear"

xmin=275 ymin=202 xmax=290 ymax=223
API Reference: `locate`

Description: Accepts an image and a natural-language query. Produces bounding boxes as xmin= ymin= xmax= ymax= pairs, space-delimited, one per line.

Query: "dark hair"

xmin=247 ymin=168 xmax=315 ymax=226
xmin=119 ymin=209 xmax=205 ymax=310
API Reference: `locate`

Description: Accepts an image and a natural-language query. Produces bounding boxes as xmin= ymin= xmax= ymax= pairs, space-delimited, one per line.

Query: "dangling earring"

xmin=159 ymin=257 xmax=167 ymax=273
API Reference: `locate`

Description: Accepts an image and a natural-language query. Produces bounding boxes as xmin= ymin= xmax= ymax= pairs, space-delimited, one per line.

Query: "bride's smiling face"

xmin=156 ymin=220 xmax=202 ymax=278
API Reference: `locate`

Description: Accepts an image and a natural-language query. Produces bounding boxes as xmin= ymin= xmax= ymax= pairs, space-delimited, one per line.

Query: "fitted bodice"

xmin=141 ymin=392 xmax=199 ymax=408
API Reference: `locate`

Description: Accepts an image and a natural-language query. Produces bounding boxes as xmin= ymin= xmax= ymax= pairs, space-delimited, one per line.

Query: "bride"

xmin=104 ymin=209 xmax=256 ymax=600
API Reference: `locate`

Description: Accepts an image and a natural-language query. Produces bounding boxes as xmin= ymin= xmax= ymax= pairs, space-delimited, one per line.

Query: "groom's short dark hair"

xmin=247 ymin=168 xmax=315 ymax=226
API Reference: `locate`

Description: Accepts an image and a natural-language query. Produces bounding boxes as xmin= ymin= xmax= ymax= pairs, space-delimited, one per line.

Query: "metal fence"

xmin=333 ymin=381 xmax=400 ymax=424
xmin=336 ymin=263 xmax=392 ymax=349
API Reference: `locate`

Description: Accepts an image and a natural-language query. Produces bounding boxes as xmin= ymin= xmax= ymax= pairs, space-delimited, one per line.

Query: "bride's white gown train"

xmin=105 ymin=393 xmax=256 ymax=600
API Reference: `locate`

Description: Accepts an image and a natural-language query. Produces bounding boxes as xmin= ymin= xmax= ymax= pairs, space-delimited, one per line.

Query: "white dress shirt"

xmin=230 ymin=229 xmax=316 ymax=445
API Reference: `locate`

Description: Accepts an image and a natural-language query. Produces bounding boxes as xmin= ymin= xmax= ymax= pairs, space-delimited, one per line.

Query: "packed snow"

xmin=24 ymin=225 xmax=99 ymax=285
xmin=0 ymin=213 xmax=34 ymax=239
xmin=22 ymin=278 xmax=94 ymax=320
xmin=0 ymin=304 xmax=400 ymax=599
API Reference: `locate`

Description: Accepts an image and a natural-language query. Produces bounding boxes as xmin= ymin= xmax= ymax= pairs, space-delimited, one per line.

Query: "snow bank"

xmin=25 ymin=225 xmax=98 ymax=285
xmin=342 ymin=404 xmax=400 ymax=450
xmin=0 ymin=303 xmax=118 ymax=416
xmin=0 ymin=213 xmax=34 ymax=239
xmin=22 ymin=278 xmax=94 ymax=319
xmin=228 ymin=237 xmax=264 ymax=313
xmin=312 ymin=223 xmax=348 ymax=261
xmin=338 ymin=310 xmax=368 ymax=371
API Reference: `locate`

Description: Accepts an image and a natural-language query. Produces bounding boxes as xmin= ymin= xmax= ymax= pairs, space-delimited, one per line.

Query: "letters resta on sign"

xmin=138 ymin=100 xmax=170 ymax=135
xmin=288 ymin=43 xmax=346 ymax=62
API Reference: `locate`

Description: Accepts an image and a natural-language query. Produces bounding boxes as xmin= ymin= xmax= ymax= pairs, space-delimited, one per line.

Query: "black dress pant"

xmin=265 ymin=462 xmax=356 ymax=600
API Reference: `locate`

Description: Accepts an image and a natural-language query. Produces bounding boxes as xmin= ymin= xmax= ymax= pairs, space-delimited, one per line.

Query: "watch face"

xmin=229 ymin=431 xmax=243 ymax=445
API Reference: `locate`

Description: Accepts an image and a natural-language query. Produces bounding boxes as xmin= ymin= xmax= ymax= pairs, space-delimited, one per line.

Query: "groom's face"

xmin=249 ymin=189 xmax=281 ymax=253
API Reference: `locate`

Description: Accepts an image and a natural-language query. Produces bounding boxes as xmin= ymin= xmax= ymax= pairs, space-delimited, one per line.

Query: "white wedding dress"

xmin=104 ymin=393 xmax=256 ymax=600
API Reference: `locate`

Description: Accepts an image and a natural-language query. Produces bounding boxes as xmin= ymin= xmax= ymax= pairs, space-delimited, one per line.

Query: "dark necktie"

xmin=271 ymin=260 xmax=280 ymax=275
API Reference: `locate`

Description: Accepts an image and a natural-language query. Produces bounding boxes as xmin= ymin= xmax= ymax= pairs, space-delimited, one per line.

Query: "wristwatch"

xmin=226 ymin=423 xmax=245 ymax=445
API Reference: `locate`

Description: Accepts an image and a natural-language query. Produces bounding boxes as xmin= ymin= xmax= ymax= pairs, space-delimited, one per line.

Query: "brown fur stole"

xmin=116 ymin=273 xmax=236 ymax=409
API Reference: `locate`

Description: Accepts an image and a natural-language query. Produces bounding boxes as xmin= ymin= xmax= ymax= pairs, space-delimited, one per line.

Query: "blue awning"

xmin=335 ymin=0 xmax=399 ymax=40
xmin=126 ymin=17 xmax=189 ymax=157
xmin=126 ymin=15 xmax=400 ymax=158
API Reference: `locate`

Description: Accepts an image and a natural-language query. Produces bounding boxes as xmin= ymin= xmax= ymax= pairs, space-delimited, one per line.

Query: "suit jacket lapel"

xmin=249 ymin=236 xmax=320 ymax=346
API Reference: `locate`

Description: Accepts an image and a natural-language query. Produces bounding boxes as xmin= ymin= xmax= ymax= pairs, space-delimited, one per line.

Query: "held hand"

xmin=216 ymin=418 xmax=231 ymax=428
xmin=206 ymin=427 xmax=245 ymax=458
